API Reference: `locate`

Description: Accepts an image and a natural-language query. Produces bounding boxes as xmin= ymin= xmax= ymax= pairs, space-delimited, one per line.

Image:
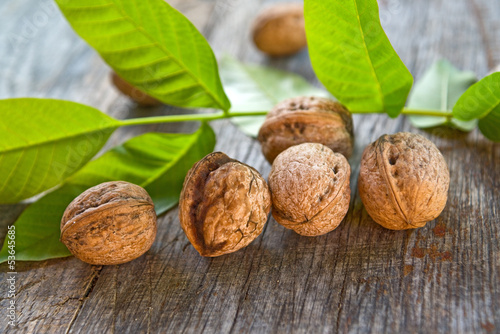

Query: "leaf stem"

xmin=400 ymin=108 xmax=453 ymax=118
xmin=120 ymin=108 xmax=455 ymax=127
xmin=119 ymin=111 xmax=268 ymax=126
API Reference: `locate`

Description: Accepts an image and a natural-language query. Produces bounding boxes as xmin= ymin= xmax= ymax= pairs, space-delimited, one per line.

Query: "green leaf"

xmin=55 ymin=0 xmax=230 ymax=111
xmin=407 ymin=60 xmax=478 ymax=131
xmin=453 ymin=72 xmax=500 ymax=141
xmin=0 ymin=98 xmax=120 ymax=204
xmin=219 ymin=57 xmax=330 ymax=137
xmin=0 ymin=123 xmax=216 ymax=262
xmin=478 ymin=110 xmax=500 ymax=141
xmin=305 ymin=0 xmax=413 ymax=117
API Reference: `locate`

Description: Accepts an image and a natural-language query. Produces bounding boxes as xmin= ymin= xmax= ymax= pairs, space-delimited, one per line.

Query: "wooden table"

xmin=1 ymin=0 xmax=499 ymax=333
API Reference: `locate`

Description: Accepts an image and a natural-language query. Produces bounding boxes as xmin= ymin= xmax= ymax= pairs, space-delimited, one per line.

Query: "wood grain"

xmin=0 ymin=0 xmax=499 ymax=333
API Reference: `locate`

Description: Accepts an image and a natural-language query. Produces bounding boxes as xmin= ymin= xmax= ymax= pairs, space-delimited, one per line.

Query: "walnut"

xmin=268 ymin=143 xmax=351 ymax=236
xmin=179 ymin=152 xmax=271 ymax=257
xmin=258 ymin=96 xmax=354 ymax=163
xmin=60 ymin=181 xmax=157 ymax=265
xmin=358 ymin=132 xmax=450 ymax=230
xmin=110 ymin=71 xmax=161 ymax=106
xmin=251 ymin=3 xmax=307 ymax=56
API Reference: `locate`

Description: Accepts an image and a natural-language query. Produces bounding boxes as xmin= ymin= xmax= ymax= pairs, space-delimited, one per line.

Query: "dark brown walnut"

xmin=110 ymin=71 xmax=161 ymax=106
xmin=179 ymin=152 xmax=271 ymax=257
xmin=258 ymin=96 xmax=354 ymax=163
xmin=268 ymin=143 xmax=351 ymax=236
xmin=251 ymin=3 xmax=307 ymax=56
xmin=358 ymin=132 xmax=450 ymax=230
xmin=61 ymin=181 xmax=157 ymax=265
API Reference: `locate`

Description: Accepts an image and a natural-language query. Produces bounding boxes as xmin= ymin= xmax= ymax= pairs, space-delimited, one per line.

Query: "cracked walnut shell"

xmin=358 ymin=132 xmax=450 ymax=230
xmin=179 ymin=152 xmax=271 ymax=257
xmin=258 ymin=96 xmax=354 ymax=164
xmin=251 ymin=3 xmax=307 ymax=56
xmin=61 ymin=181 xmax=157 ymax=265
xmin=268 ymin=143 xmax=351 ymax=236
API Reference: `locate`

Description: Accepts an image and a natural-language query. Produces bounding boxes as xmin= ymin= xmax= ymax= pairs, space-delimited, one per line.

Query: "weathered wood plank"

xmin=0 ymin=0 xmax=499 ymax=333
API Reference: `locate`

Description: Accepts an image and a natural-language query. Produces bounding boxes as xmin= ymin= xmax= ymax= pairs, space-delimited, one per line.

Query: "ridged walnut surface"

xmin=60 ymin=181 xmax=157 ymax=265
xmin=358 ymin=132 xmax=450 ymax=230
xmin=269 ymin=143 xmax=351 ymax=236
xmin=251 ymin=3 xmax=307 ymax=56
xmin=179 ymin=152 xmax=271 ymax=257
xmin=258 ymin=96 xmax=354 ymax=164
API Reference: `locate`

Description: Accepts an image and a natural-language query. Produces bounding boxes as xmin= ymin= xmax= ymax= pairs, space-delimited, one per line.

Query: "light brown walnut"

xmin=61 ymin=181 xmax=157 ymax=265
xmin=179 ymin=152 xmax=271 ymax=257
xmin=251 ymin=3 xmax=307 ymax=56
xmin=358 ymin=132 xmax=450 ymax=230
xmin=268 ymin=143 xmax=351 ymax=236
xmin=110 ymin=71 xmax=161 ymax=106
xmin=258 ymin=96 xmax=354 ymax=163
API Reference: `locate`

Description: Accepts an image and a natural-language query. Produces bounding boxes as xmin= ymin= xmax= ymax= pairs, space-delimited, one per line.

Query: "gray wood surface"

xmin=1 ymin=0 xmax=499 ymax=333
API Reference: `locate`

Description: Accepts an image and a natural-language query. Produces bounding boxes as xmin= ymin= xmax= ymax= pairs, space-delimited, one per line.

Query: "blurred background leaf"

xmin=220 ymin=57 xmax=330 ymax=137
xmin=408 ymin=59 xmax=477 ymax=131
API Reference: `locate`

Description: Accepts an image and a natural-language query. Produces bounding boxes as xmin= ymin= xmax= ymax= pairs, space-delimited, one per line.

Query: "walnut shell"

xmin=251 ymin=3 xmax=307 ymax=56
xmin=111 ymin=72 xmax=161 ymax=106
xmin=258 ymin=96 xmax=354 ymax=163
xmin=179 ymin=152 xmax=271 ymax=257
xmin=61 ymin=181 xmax=157 ymax=265
xmin=358 ymin=132 xmax=450 ymax=230
xmin=268 ymin=143 xmax=351 ymax=236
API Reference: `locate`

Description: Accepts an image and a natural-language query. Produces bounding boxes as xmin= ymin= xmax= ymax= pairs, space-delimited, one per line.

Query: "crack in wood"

xmin=64 ymin=266 xmax=103 ymax=334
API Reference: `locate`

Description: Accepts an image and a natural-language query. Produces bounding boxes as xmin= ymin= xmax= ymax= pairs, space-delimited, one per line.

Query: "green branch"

xmin=400 ymin=108 xmax=452 ymax=118
xmin=120 ymin=111 xmax=268 ymax=127
xmin=119 ymin=108 xmax=454 ymax=127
